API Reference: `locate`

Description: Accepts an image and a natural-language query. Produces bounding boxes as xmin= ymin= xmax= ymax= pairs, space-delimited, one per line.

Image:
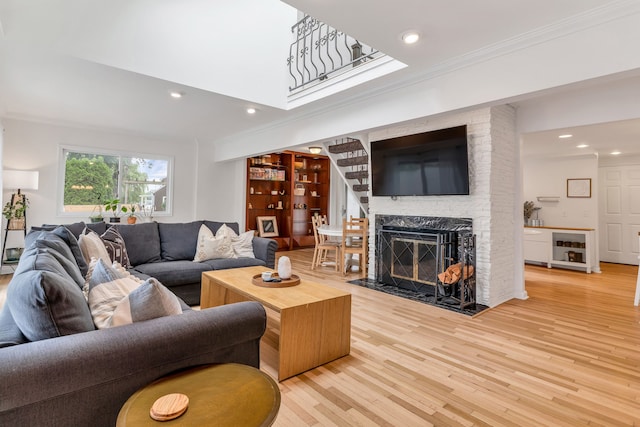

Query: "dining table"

xmin=317 ymin=224 xmax=342 ymax=238
xmin=317 ymin=225 xmax=361 ymax=273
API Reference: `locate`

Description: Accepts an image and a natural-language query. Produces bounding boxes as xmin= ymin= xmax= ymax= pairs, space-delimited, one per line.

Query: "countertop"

xmin=524 ymin=226 xmax=595 ymax=232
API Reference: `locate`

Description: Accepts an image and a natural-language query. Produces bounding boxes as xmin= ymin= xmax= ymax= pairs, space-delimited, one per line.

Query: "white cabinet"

xmin=524 ymin=227 xmax=600 ymax=273
xmin=523 ymin=228 xmax=550 ymax=265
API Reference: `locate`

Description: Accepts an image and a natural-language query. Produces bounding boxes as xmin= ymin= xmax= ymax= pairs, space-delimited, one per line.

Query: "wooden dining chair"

xmin=311 ymin=215 xmax=341 ymax=271
xmin=341 ymin=216 xmax=368 ymax=276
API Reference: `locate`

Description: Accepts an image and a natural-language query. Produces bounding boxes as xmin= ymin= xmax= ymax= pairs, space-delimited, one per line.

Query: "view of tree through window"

xmin=62 ymin=148 xmax=171 ymax=215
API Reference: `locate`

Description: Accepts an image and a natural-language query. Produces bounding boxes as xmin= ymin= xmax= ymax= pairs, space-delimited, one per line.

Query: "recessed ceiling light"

xmin=169 ymin=91 xmax=183 ymax=99
xmin=576 ymin=144 xmax=589 ymax=148
xmin=611 ymin=150 xmax=621 ymax=155
xmin=559 ymin=134 xmax=573 ymax=139
xmin=246 ymin=107 xmax=256 ymax=114
xmin=402 ymin=31 xmax=420 ymax=45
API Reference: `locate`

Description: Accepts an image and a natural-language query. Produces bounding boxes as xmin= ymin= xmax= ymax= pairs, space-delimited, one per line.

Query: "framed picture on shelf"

xmin=567 ymin=178 xmax=591 ymax=198
xmin=257 ymin=216 xmax=279 ymax=237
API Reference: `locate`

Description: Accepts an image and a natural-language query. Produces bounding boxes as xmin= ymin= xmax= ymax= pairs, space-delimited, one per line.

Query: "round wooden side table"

xmin=117 ymin=363 xmax=280 ymax=426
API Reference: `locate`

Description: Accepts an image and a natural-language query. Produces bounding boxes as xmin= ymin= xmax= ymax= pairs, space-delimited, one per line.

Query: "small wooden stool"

xmin=117 ymin=363 xmax=280 ymax=426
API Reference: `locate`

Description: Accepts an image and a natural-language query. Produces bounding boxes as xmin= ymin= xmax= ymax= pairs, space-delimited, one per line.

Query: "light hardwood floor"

xmin=269 ymin=249 xmax=640 ymax=426
xmin=1 ymin=253 xmax=638 ymax=425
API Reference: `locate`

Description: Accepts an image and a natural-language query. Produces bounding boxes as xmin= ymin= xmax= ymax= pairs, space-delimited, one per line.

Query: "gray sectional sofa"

xmin=64 ymin=220 xmax=278 ymax=305
xmin=0 ymin=224 xmax=268 ymax=426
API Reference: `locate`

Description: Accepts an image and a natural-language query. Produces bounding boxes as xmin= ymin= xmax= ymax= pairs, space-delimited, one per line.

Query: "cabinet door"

xmin=524 ymin=228 xmax=550 ymax=264
xmin=524 ymin=241 xmax=549 ymax=263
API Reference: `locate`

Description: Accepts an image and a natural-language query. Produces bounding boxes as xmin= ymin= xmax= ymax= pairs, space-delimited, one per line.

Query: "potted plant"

xmin=104 ymin=198 xmax=128 ymax=223
xmin=127 ymin=204 xmax=137 ymax=224
xmin=138 ymin=204 xmax=155 ymax=223
xmin=3 ymin=196 xmax=28 ymax=230
xmin=89 ymin=204 xmax=104 ymax=223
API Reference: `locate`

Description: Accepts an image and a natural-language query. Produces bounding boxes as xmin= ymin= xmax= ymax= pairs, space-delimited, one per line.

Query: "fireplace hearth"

xmin=369 ymin=215 xmax=484 ymax=315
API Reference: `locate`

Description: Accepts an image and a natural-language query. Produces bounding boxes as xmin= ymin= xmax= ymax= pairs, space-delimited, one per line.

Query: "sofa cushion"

xmin=26 ymin=226 xmax=89 ymax=277
xmin=7 ymin=269 xmax=95 ymax=341
xmin=0 ymin=304 xmax=29 ymax=348
xmin=114 ymin=222 xmax=162 ymax=266
xmin=88 ymin=259 xmax=182 ymax=328
xmin=132 ymin=260 xmax=213 ymax=287
xmin=61 ymin=220 xmax=109 ymax=238
xmin=204 ymin=220 xmax=240 ymax=235
xmin=63 ymin=221 xmax=90 ymax=239
xmin=17 ymin=233 xmax=85 ymax=288
xmin=193 ymin=224 xmax=236 ymax=262
xmin=31 ymin=241 xmax=85 ymax=289
xmin=203 ymin=257 xmax=266 ymax=270
xmin=100 ymin=227 xmax=131 ymax=268
xmin=158 ymin=221 xmax=203 ymax=261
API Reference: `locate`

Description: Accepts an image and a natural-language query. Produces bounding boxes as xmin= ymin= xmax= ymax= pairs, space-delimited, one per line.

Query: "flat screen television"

xmin=371 ymin=125 xmax=469 ymax=197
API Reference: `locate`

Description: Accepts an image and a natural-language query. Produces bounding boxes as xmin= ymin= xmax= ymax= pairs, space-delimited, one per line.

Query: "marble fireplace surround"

xmin=374 ymin=214 xmax=473 ymax=290
xmin=375 ymin=215 xmax=472 ymax=235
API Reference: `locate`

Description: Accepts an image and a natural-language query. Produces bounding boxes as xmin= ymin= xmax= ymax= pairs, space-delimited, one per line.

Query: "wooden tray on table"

xmin=251 ymin=274 xmax=300 ymax=288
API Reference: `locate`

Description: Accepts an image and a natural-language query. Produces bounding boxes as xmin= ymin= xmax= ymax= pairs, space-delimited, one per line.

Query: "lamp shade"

xmin=3 ymin=170 xmax=39 ymax=191
xmin=308 ymin=146 xmax=322 ymax=155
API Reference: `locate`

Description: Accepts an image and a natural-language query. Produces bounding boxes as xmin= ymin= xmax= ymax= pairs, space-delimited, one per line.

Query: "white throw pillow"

xmin=214 ymin=224 xmax=255 ymax=258
xmin=232 ymin=230 xmax=255 ymax=258
xmin=193 ymin=224 xmax=236 ymax=262
xmin=110 ymin=278 xmax=182 ymax=327
xmin=78 ymin=230 xmax=111 ymax=265
xmin=87 ymin=259 xmax=140 ymax=328
xmin=87 ymin=259 xmax=181 ymax=329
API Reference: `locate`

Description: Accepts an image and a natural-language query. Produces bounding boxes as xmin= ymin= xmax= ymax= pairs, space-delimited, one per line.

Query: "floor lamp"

xmin=2 ymin=170 xmax=39 ymax=267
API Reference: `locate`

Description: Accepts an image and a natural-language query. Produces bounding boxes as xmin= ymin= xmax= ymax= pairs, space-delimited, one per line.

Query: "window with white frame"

xmin=60 ymin=146 xmax=172 ymax=217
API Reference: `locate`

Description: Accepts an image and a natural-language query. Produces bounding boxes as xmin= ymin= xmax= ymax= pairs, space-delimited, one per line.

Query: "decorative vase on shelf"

xmin=277 ymin=256 xmax=292 ymax=279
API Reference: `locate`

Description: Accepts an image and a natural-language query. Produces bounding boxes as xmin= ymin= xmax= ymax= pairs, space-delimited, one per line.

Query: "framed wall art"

xmin=567 ymin=178 xmax=591 ymax=198
xmin=257 ymin=216 xmax=279 ymax=237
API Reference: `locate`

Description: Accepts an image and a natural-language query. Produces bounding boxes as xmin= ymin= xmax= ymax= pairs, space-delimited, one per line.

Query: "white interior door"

xmin=599 ymin=165 xmax=640 ymax=265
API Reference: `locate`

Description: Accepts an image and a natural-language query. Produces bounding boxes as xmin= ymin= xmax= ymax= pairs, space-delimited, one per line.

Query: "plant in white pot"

xmin=138 ymin=204 xmax=154 ymax=223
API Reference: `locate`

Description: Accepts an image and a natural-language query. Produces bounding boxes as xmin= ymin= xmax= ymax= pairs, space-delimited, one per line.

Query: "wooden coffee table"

xmin=201 ymin=266 xmax=351 ymax=381
xmin=116 ymin=363 xmax=280 ymax=426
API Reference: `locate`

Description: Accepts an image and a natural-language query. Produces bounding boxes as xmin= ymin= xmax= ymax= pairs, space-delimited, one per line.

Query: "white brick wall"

xmin=368 ymin=105 xmax=517 ymax=307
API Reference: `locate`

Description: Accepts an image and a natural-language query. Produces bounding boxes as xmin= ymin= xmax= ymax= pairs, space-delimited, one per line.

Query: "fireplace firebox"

xmin=375 ymin=215 xmax=476 ymax=311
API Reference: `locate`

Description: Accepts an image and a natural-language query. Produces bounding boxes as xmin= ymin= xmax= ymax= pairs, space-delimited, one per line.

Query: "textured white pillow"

xmin=193 ymin=224 xmax=236 ymax=262
xmin=215 ymin=224 xmax=255 ymax=258
xmin=78 ymin=230 xmax=111 ymax=265
xmin=232 ymin=230 xmax=255 ymax=258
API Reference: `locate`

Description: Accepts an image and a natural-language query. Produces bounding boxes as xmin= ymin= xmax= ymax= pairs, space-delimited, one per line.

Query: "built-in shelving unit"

xmin=246 ymin=151 xmax=330 ymax=250
xmin=523 ymin=226 xmax=599 ymax=273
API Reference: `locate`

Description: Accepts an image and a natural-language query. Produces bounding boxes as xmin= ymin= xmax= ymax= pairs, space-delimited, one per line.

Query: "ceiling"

xmin=0 ymin=0 xmax=637 ymax=155
xmin=522 ymin=117 xmax=640 ymax=159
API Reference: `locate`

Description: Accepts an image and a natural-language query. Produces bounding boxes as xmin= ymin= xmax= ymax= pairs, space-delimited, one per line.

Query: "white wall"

xmin=369 ymin=105 xmax=519 ymax=307
xmin=194 ymin=140 xmax=246 ymax=227
xmin=1 ymin=119 xmax=199 ymax=240
xmin=522 ymin=155 xmax=599 ymax=229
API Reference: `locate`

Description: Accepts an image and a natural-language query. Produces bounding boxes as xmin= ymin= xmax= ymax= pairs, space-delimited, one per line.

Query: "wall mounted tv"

xmin=371 ymin=124 xmax=469 ymax=197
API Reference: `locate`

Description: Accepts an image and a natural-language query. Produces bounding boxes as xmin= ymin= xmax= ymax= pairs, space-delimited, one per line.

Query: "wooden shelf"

xmin=246 ymin=151 xmax=330 ymax=250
